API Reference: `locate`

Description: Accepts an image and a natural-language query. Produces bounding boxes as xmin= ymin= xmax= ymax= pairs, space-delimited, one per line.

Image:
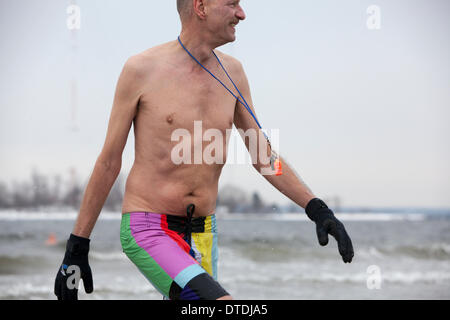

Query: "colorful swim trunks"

xmin=120 ymin=204 xmax=229 ymax=300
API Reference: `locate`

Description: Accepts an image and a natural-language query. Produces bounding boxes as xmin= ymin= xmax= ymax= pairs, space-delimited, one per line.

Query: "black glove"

xmin=306 ymin=198 xmax=354 ymax=263
xmin=54 ymin=234 xmax=94 ymax=300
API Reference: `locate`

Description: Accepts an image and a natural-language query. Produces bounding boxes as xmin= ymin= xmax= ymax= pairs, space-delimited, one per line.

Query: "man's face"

xmin=206 ymin=0 xmax=246 ymax=44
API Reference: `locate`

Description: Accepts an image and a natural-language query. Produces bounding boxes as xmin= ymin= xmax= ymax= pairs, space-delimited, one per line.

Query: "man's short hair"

xmin=177 ymin=0 xmax=191 ymax=18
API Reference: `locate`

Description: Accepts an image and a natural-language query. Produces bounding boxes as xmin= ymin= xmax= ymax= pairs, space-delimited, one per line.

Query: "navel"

xmin=166 ymin=114 xmax=174 ymax=124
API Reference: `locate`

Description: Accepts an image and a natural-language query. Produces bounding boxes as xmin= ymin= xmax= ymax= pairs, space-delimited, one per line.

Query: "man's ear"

xmin=193 ymin=0 xmax=207 ymax=20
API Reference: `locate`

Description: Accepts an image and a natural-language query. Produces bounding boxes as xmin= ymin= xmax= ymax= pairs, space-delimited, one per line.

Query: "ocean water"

xmin=0 ymin=210 xmax=449 ymax=300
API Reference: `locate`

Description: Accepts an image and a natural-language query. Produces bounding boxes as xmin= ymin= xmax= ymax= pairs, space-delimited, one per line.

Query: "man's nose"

xmin=236 ymin=6 xmax=246 ymax=21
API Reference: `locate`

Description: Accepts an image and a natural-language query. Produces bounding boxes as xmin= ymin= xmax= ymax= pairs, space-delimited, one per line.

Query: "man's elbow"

xmin=95 ymin=156 xmax=122 ymax=175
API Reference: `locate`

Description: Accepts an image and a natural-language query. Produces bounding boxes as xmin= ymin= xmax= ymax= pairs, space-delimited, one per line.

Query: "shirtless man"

xmin=54 ymin=0 xmax=354 ymax=300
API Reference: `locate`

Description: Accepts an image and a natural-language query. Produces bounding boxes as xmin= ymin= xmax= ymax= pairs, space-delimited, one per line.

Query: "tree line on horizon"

xmin=0 ymin=169 xmax=295 ymax=213
xmin=0 ymin=169 xmax=123 ymax=211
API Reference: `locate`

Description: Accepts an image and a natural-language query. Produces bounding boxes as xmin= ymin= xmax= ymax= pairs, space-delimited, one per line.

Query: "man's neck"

xmin=178 ymin=29 xmax=218 ymax=65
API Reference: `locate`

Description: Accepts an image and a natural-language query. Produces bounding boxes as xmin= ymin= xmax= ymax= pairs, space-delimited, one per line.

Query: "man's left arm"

xmin=232 ymin=61 xmax=314 ymax=208
xmin=232 ymin=61 xmax=354 ymax=263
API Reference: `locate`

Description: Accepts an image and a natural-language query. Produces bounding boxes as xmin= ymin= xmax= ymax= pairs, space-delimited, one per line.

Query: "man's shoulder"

xmin=124 ymin=41 xmax=175 ymax=74
xmin=214 ymin=50 xmax=243 ymax=71
xmin=214 ymin=50 xmax=246 ymax=84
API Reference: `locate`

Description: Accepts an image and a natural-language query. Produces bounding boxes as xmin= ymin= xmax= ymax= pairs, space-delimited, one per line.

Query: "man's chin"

xmin=217 ymin=35 xmax=236 ymax=47
xmin=226 ymin=33 xmax=237 ymax=43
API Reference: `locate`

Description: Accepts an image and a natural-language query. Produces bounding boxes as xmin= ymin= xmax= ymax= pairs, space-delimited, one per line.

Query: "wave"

xmin=0 ymin=283 xmax=54 ymax=299
xmin=216 ymin=212 xmax=428 ymax=222
xmin=0 ymin=255 xmax=35 ymax=266
xmin=0 ymin=210 xmax=431 ymax=222
xmin=0 ymin=232 xmax=35 ymax=241
xmin=221 ymin=235 xmax=450 ymax=260
xmin=355 ymin=243 xmax=450 ymax=260
xmin=0 ymin=211 xmax=121 ymax=221
xmin=219 ymin=268 xmax=450 ymax=286
xmin=1 ymin=271 xmax=449 ymax=300
xmin=0 ymin=278 xmax=161 ymax=300
xmin=89 ymin=251 xmax=127 ymax=261
xmin=379 ymin=243 xmax=450 ymax=260
xmin=0 ymin=255 xmax=50 ymax=275
xmin=0 ymin=251 xmax=127 ymax=269
xmin=297 ymin=271 xmax=450 ymax=285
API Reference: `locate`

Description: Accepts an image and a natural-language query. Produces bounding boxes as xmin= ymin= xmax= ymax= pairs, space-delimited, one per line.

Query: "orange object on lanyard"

xmin=274 ymin=158 xmax=283 ymax=176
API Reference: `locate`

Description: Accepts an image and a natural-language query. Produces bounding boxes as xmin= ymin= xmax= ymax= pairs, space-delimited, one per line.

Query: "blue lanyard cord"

xmin=210 ymin=50 xmax=254 ymax=121
xmin=177 ymin=36 xmax=265 ymax=135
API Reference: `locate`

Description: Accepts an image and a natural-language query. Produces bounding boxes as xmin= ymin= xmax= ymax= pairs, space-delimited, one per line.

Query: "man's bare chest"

xmin=138 ymin=73 xmax=237 ymax=133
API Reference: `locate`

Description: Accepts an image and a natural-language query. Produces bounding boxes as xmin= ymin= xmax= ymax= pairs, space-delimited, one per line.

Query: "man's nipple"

xmin=166 ymin=114 xmax=174 ymax=124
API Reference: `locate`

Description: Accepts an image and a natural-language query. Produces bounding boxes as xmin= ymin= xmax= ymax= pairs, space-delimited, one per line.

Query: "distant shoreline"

xmin=0 ymin=209 xmax=448 ymax=222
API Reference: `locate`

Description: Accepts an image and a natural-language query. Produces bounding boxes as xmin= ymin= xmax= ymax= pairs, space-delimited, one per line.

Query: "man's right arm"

xmin=72 ymin=55 xmax=144 ymax=238
xmin=55 ymin=56 xmax=144 ymax=300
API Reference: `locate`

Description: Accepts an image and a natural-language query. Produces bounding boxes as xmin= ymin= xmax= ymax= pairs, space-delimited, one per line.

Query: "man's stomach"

xmin=121 ymin=162 xmax=222 ymax=217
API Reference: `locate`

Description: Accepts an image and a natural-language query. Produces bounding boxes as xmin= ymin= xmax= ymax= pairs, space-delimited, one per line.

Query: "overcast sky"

xmin=1 ymin=0 xmax=449 ymax=208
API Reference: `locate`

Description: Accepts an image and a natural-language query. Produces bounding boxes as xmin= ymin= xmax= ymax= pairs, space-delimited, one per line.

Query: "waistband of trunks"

xmin=122 ymin=211 xmax=217 ymax=233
